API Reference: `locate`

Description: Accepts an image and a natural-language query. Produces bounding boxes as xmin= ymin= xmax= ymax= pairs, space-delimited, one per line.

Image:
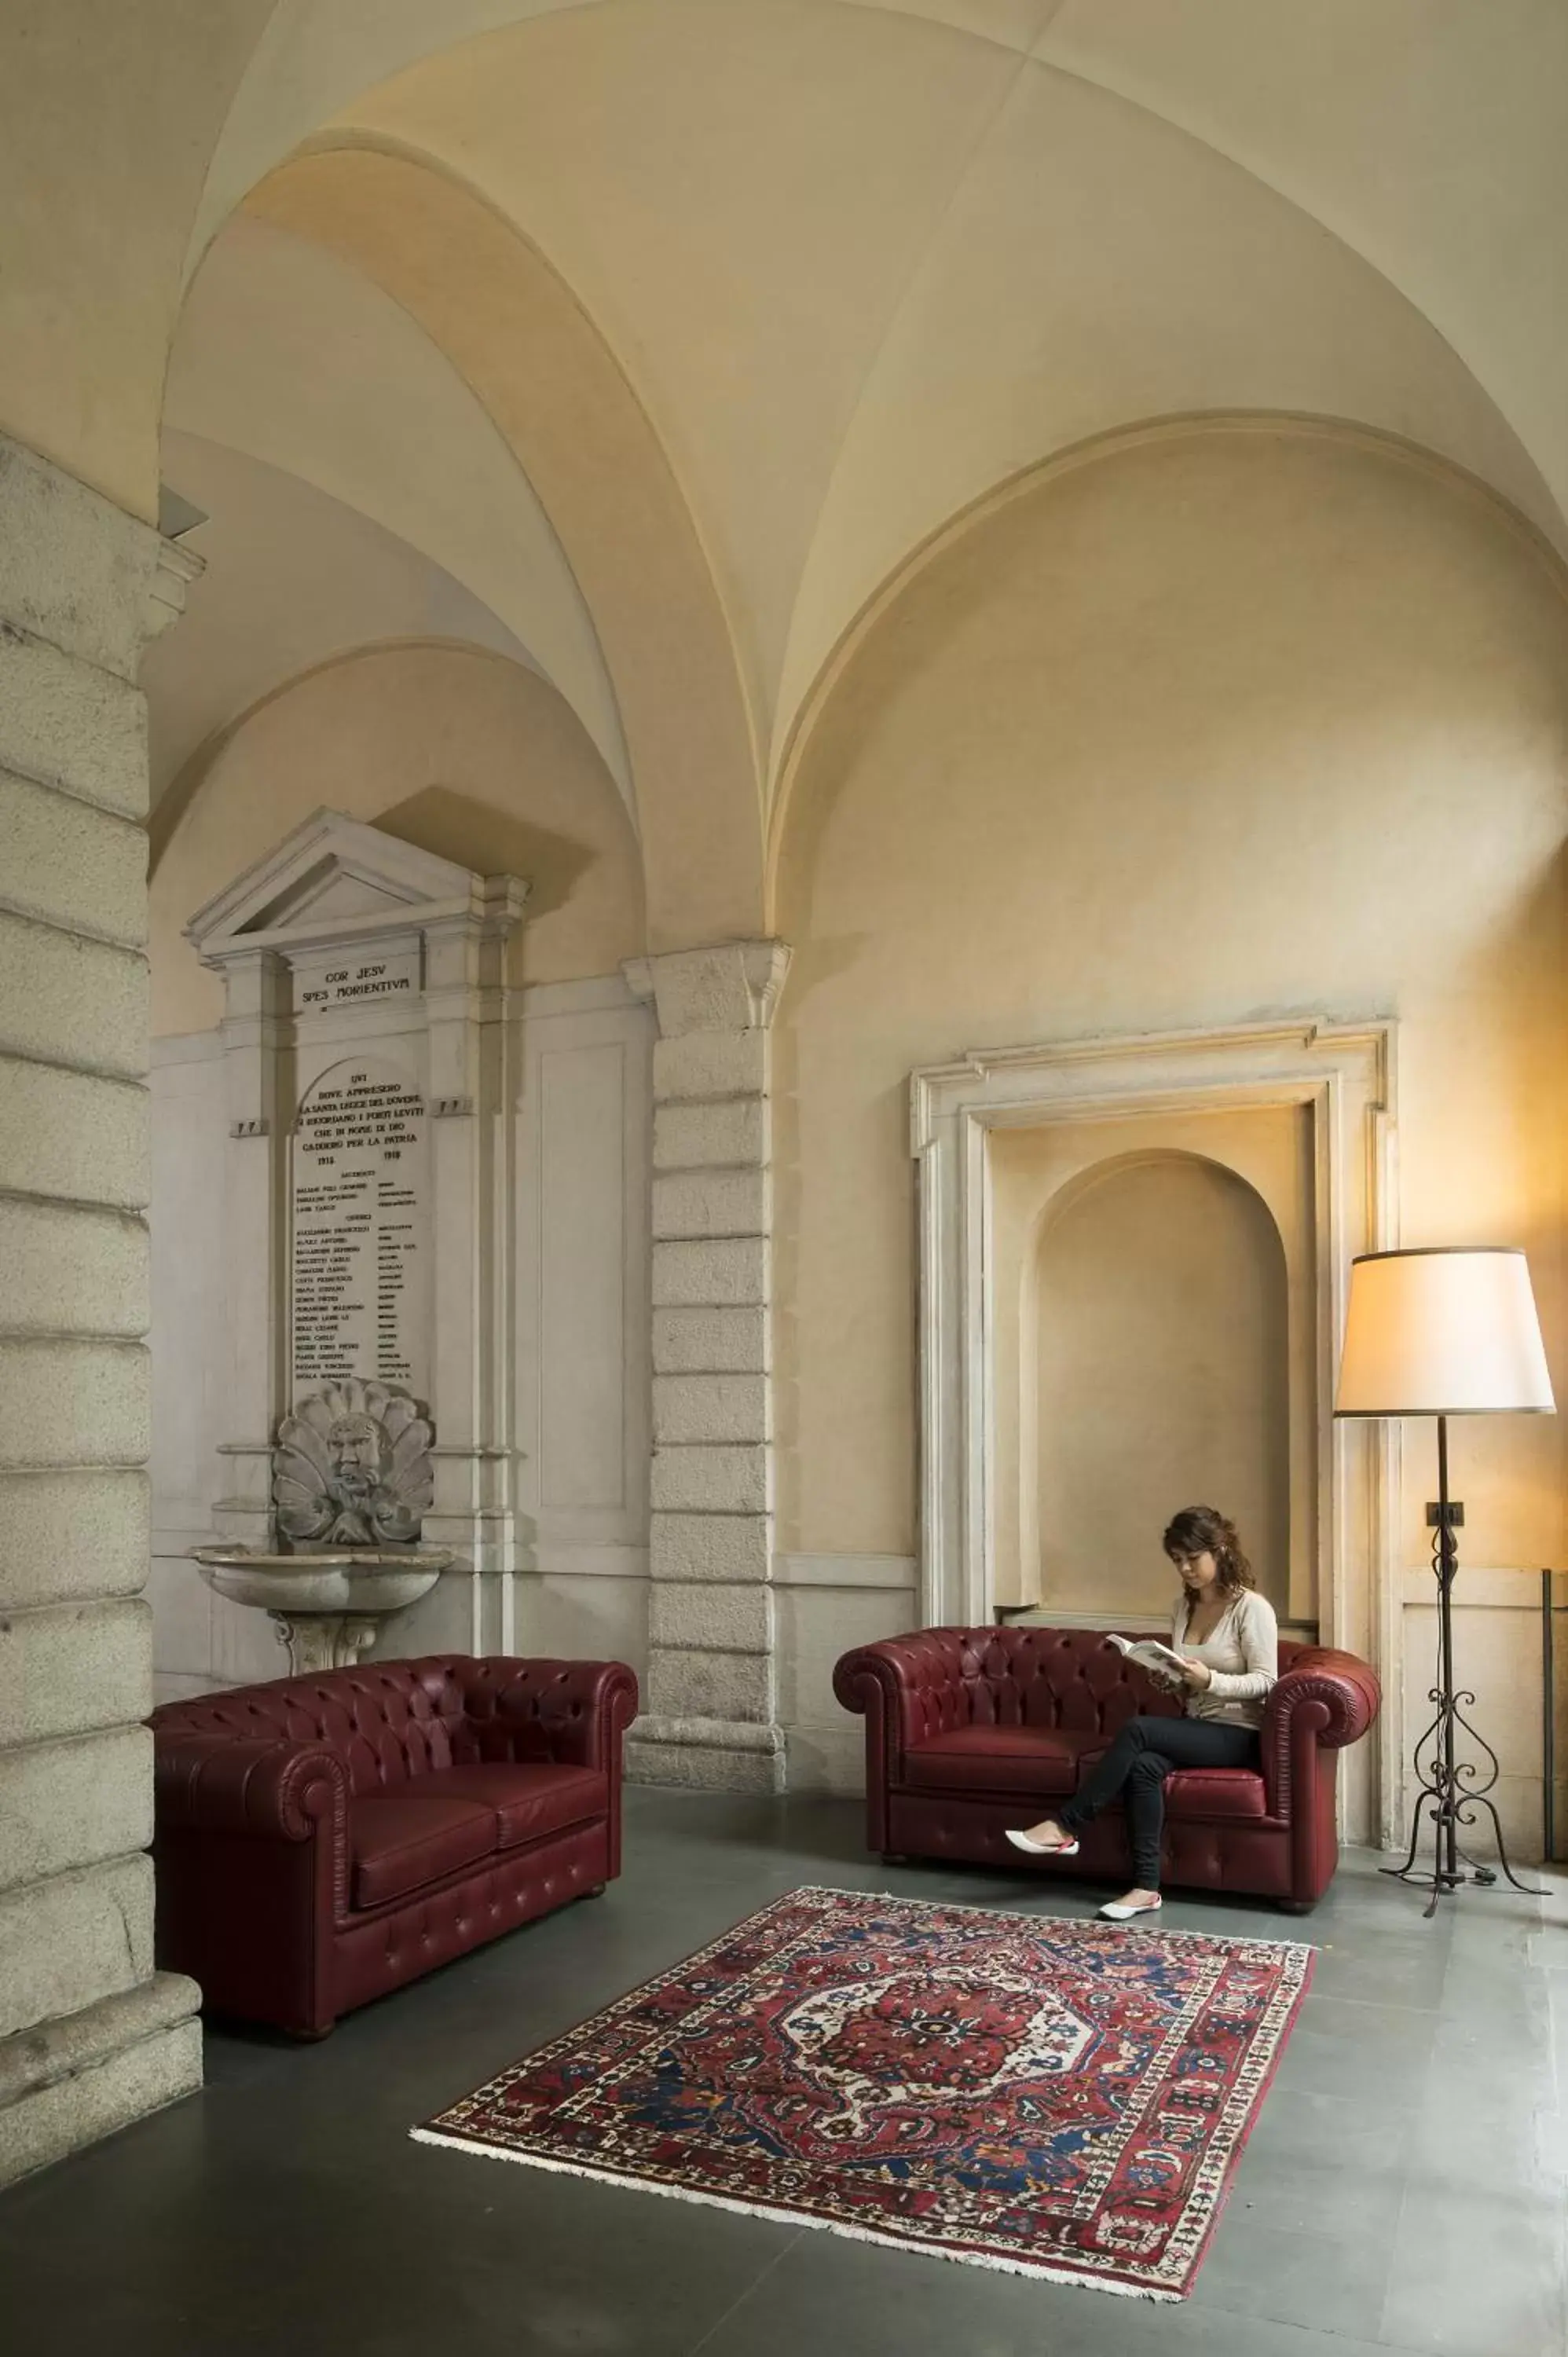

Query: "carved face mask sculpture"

xmin=326 ymin=1413 xmax=383 ymax=1507
xmin=273 ymin=1380 xmax=434 ymax=1552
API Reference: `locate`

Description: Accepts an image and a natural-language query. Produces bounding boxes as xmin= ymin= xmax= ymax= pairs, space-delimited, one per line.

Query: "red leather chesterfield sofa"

xmin=834 ymin=1626 xmax=1379 ymax=1911
xmin=152 ymin=1654 xmax=638 ymax=2036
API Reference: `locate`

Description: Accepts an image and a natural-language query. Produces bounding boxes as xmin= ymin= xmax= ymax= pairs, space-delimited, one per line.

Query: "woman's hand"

xmin=1178 ymin=1655 xmax=1213 ymax=1691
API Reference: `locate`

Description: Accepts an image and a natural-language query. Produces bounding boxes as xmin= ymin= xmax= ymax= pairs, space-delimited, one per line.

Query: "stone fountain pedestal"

xmin=189 ymin=1545 xmax=453 ymax=1674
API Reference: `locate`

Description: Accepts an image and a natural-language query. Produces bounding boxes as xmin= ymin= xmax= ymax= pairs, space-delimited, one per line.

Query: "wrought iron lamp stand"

xmin=1382 ymin=1413 xmax=1544 ymax=1918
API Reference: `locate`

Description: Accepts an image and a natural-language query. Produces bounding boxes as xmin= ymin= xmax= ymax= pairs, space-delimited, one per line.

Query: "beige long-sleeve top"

xmin=1170 ymin=1588 xmax=1279 ymax=1729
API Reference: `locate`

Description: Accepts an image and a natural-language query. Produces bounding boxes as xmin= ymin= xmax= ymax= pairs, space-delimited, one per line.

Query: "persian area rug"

xmin=412 ymin=1885 xmax=1313 ymax=2301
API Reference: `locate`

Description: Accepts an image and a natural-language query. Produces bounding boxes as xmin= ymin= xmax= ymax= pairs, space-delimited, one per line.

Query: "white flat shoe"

xmin=1097 ymin=1896 xmax=1163 ymax=1922
xmin=1006 ymin=1829 xmax=1080 ymax=1858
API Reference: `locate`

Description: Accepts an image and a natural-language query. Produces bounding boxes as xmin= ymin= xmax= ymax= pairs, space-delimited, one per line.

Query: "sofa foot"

xmin=1277 ymin=1898 xmax=1315 ymax=1915
xmin=585 ymin=1882 xmax=607 ymax=1898
xmin=881 ymin=1853 xmax=909 ymax=1867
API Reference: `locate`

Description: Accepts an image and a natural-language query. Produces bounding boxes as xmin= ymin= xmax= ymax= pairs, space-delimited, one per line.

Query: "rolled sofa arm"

xmin=154 ymin=1733 xmax=349 ymax=1842
xmin=834 ymin=1632 xmax=976 ymax=1849
xmin=1261 ymin=1648 xmax=1382 ymax=1817
xmin=833 ymin=1631 xmax=976 ymax=1751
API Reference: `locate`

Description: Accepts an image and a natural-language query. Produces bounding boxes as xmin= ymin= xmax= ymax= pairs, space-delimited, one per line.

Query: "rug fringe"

xmin=407 ymin=2126 xmax=1180 ymax=2299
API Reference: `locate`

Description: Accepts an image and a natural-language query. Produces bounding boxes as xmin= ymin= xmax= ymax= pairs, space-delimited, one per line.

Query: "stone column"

xmin=0 ymin=436 xmax=202 ymax=2187
xmin=624 ymin=941 xmax=789 ymax=1792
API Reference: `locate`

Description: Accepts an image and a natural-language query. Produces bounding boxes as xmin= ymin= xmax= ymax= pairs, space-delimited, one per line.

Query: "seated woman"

xmin=1007 ymin=1505 xmax=1278 ymax=1923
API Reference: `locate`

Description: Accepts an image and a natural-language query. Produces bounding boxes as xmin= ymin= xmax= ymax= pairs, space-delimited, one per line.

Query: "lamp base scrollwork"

xmin=1380 ymin=1694 xmax=1541 ymax=1918
xmin=1383 ymin=1416 xmax=1544 ymax=1919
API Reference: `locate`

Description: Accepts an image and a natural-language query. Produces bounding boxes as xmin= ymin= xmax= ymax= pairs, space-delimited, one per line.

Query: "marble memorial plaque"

xmin=291 ymin=1061 xmax=430 ymax=1397
xmin=294 ymin=946 xmax=421 ymax=1014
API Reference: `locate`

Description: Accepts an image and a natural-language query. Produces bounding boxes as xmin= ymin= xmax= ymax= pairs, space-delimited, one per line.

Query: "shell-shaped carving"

xmin=270 ymin=1378 xmax=434 ymax=1552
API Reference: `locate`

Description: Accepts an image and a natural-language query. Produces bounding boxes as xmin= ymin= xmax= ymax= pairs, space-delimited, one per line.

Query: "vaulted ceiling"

xmin=5 ymin=0 xmax=1566 ymax=935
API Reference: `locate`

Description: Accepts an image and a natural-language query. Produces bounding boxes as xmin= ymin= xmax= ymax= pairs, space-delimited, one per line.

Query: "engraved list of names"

xmin=291 ymin=1061 xmax=430 ymax=1397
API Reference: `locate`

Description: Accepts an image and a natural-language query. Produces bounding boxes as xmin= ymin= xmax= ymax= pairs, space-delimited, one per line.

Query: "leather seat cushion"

xmin=422 ymin=1762 xmax=606 ymax=1850
xmin=903 ymin=1726 xmax=1092 ymax=1797
xmin=350 ymin=1794 xmax=497 ymax=1910
xmin=1165 ymin=1769 xmax=1269 ymax=1821
xmin=900 ymin=1733 xmax=1269 ymax=1821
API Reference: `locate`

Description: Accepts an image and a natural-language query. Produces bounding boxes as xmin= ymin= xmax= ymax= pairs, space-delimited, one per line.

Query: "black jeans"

xmin=1057 ymin=1714 xmax=1260 ymax=1890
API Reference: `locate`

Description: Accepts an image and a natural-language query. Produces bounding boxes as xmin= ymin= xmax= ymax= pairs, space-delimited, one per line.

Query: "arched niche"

xmin=1021 ymin=1150 xmax=1290 ymax=1622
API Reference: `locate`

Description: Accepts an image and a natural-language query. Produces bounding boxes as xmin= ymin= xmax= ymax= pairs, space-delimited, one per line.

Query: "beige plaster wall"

xmin=1028 ymin=1153 xmax=1291 ymax=1622
xmin=990 ymin=1115 xmax=1304 ymax=1621
xmin=774 ymin=428 xmax=1568 ymax=1592
xmin=146 ymin=431 xmax=538 ymax=825
xmin=6 ymin=2 xmax=1568 ymax=647
xmin=247 ymin=149 xmax=765 ymax=950
xmin=321 ymin=2 xmax=1563 ymax=777
xmin=151 ymin=642 xmax=644 ymax=1036
xmin=164 ymin=217 xmax=629 ymax=802
xmin=0 ymin=0 xmax=271 ymax=516
xmin=191 ymin=3 xmax=1568 ymax=570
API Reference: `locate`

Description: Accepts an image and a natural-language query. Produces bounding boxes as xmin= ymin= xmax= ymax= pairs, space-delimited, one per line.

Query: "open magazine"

xmin=1105 ymin=1633 xmax=1190 ymax=1678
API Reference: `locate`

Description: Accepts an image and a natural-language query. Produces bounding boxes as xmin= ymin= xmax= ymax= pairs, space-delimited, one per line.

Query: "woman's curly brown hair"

xmin=1162 ymin=1505 xmax=1254 ymax=1596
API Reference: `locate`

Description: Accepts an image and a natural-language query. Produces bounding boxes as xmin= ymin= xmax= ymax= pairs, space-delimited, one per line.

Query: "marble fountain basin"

xmin=191 ymin=1547 xmax=451 ymax=1616
xmin=188 ymin=1546 xmax=454 ymax=1673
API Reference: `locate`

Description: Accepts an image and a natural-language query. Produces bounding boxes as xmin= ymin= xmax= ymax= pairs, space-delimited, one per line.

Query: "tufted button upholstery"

xmin=836 ymin=1626 xmax=1379 ymax=1909
xmin=151 ymin=1655 xmax=637 ymax=2036
xmin=152 ymin=1655 xmax=632 ymax=1796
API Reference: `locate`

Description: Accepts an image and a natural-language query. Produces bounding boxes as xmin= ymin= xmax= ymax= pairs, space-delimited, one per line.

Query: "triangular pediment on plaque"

xmin=185 ymin=808 xmax=527 ymax=968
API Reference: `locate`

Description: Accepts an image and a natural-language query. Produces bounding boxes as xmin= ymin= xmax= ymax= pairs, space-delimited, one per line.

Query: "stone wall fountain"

xmin=181 ymin=810 xmax=530 ymax=1679
xmin=191 ymin=1380 xmax=452 ymax=1673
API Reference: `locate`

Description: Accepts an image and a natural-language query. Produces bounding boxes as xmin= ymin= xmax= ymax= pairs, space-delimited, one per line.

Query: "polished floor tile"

xmin=1379 ymin=2179 xmax=1568 ymax=2357
xmin=1 ymin=1791 xmax=1563 ymax=2357
xmin=691 ymin=2227 xmax=1398 ymax=2357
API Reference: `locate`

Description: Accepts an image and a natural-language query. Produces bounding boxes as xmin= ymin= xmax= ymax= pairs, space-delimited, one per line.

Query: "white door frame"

xmin=910 ymin=1018 xmax=1399 ymax=1847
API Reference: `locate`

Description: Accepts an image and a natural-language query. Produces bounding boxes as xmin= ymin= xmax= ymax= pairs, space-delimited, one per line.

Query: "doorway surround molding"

xmin=909 ymin=1018 xmax=1399 ymax=1848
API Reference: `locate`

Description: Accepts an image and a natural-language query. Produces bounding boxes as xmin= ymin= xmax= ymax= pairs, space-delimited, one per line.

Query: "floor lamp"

xmin=1335 ymin=1247 xmax=1555 ymax=1916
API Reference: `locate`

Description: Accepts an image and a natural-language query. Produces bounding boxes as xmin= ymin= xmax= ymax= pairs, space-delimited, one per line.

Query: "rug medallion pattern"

xmin=413 ymin=1886 xmax=1313 ymax=2300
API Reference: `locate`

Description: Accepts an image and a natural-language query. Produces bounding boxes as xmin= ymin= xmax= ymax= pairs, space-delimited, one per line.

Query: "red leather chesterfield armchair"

xmin=152 ymin=1654 xmax=638 ymax=2036
xmin=834 ymin=1627 xmax=1379 ymax=1911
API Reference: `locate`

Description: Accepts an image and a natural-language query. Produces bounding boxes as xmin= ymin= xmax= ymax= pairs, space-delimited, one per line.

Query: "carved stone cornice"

xmin=624 ymin=940 xmax=791 ymax=1037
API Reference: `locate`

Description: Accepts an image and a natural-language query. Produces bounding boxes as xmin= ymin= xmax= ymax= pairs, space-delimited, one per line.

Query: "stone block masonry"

xmin=625 ymin=942 xmax=789 ymax=1792
xmin=0 ymin=434 xmax=203 ymax=2189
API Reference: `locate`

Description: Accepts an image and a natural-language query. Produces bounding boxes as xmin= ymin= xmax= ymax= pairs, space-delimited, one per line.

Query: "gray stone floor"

xmin=2 ymin=1788 xmax=1565 ymax=2356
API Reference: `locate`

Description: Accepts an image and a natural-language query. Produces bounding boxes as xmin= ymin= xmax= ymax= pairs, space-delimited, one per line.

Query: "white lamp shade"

xmin=1335 ymin=1248 xmax=1555 ymax=1417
